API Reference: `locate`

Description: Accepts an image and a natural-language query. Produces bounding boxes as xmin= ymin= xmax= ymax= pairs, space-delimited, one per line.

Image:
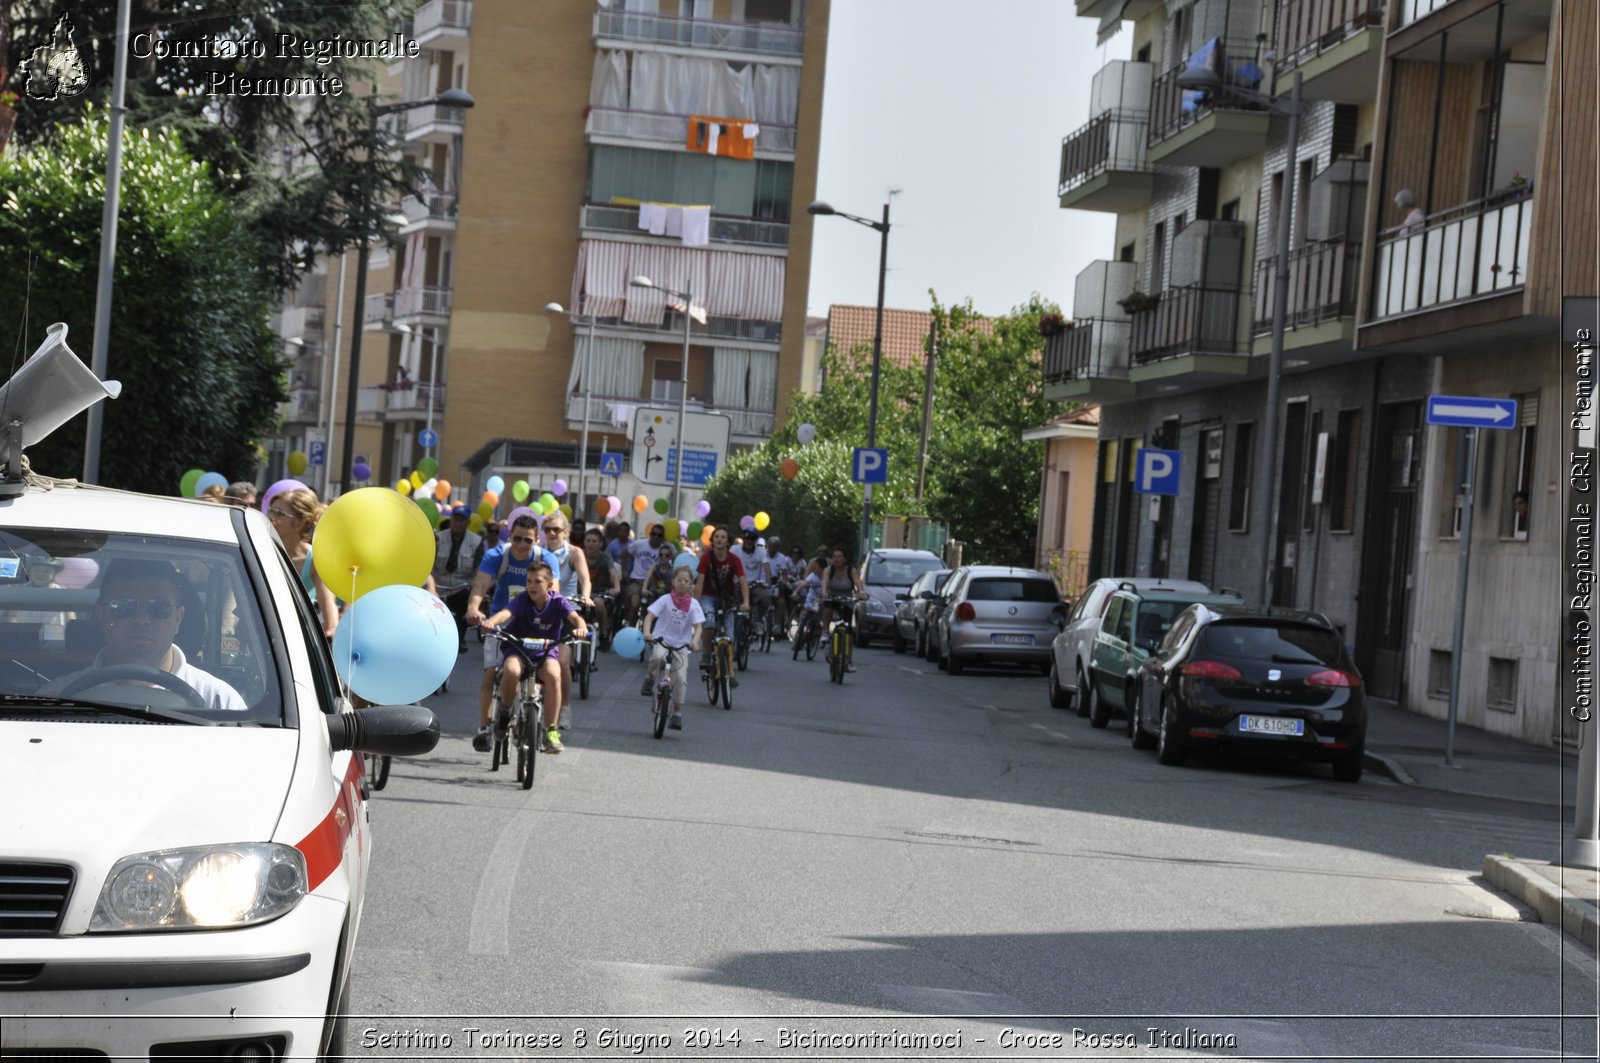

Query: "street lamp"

xmin=807 ymin=198 xmax=891 ymax=562
xmin=1176 ymin=66 xmax=1301 ymax=605
xmin=546 ymin=302 xmax=599 ymax=520
xmin=629 ymin=276 xmax=693 ymax=520
xmin=337 ymin=87 xmax=475 ymax=497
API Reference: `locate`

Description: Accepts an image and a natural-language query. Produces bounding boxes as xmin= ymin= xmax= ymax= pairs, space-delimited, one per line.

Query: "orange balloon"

xmin=594 ymin=496 xmax=610 ymax=516
xmin=482 ymin=490 xmax=499 ymax=507
xmin=700 ymin=523 xmax=715 ymax=546
xmin=633 ymin=494 xmax=648 ymax=513
xmin=780 ymin=458 xmax=799 ymax=480
xmin=434 ymin=479 xmax=451 ymax=501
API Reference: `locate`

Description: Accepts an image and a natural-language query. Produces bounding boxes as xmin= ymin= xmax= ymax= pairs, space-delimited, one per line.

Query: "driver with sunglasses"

xmin=464 ymin=514 xmax=562 ymax=753
xmin=41 ymin=558 xmax=247 ymax=712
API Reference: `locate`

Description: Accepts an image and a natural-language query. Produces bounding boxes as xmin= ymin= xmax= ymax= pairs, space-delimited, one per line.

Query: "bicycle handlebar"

xmin=486 ymin=628 xmax=581 ymax=655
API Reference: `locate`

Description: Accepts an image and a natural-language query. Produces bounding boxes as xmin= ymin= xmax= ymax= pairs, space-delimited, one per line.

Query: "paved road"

xmin=349 ymin=635 xmax=1597 ymax=1060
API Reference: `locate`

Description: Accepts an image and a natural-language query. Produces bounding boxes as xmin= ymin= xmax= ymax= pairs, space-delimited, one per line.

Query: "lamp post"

xmin=546 ymin=302 xmax=599 ymax=519
xmin=337 ymin=87 xmax=474 ymax=497
xmin=807 ymin=199 xmax=891 ymax=562
xmin=1175 ymin=67 xmax=1301 ymax=605
xmin=628 ymin=277 xmax=693 ymax=520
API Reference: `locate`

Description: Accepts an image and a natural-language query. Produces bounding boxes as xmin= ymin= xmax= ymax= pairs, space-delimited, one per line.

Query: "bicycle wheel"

xmin=760 ymin=612 xmax=773 ymax=652
xmin=577 ymin=641 xmax=592 ymax=701
xmin=489 ymin=685 xmax=505 ymax=772
xmin=366 ymin=753 xmax=390 ymax=792
xmin=519 ymin=694 xmax=538 ymax=789
xmin=829 ymin=641 xmax=844 ymax=684
xmin=792 ymin=619 xmax=805 ymax=660
xmin=735 ymin=628 xmax=750 ymax=671
xmin=704 ymin=657 xmax=720 ymax=705
xmin=805 ymin=624 xmax=819 ymax=660
xmin=720 ymin=642 xmax=735 ymax=710
xmin=653 ymin=681 xmax=670 ymax=739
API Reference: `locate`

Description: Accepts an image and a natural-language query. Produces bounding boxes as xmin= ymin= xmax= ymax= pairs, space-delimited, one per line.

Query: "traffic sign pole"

xmin=1445 ymin=427 xmax=1479 ymax=767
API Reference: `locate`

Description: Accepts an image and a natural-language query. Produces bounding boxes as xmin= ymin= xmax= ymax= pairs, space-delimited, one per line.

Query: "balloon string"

xmin=346 ymin=567 xmax=358 ymax=703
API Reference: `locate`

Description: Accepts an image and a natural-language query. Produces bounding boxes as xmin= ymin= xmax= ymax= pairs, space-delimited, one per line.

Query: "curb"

xmin=1363 ymin=749 xmax=1416 ymax=786
xmin=1483 ymin=855 xmax=1600 ymax=950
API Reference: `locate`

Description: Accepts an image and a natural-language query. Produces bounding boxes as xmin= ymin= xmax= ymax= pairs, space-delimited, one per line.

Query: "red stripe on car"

xmin=295 ymin=756 xmax=365 ymax=891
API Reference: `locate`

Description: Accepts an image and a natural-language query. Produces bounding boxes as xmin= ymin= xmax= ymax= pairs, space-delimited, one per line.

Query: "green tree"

xmin=0 ymin=111 xmax=286 ymax=490
xmin=7 ymin=0 xmax=424 ymax=293
xmin=709 ymin=295 xmax=1069 ymax=564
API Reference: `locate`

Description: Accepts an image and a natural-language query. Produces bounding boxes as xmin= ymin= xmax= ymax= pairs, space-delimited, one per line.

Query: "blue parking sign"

xmin=852 ymin=447 xmax=888 ymax=484
xmin=1134 ymin=448 xmax=1181 ymax=495
xmin=308 ymin=441 xmax=325 ymax=467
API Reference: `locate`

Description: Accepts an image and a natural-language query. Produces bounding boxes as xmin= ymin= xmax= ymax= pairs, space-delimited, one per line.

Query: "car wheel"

xmin=320 ymin=969 xmax=350 ymax=1063
xmin=1130 ymin=687 xmax=1157 ymax=750
xmin=1156 ymin=696 xmax=1186 ymax=766
xmin=1087 ymin=681 xmax=1109 ymax=729
xmin=1048 ymin=660 xmax=1072 ymax=709
xmin=1331 ymin=747 xmax=1365 ymax=783
xmin=1074 ymin=666 xmax=1090 ymax=718
xmin=948 ymin=651 xmax=966 ymax=676
xmin=1124 ymin=684 xmax=1137 ymax=738
xmin=892 ymin=626 xmax=907 ymax=654
xmin=937 ymin=639 xmax=949 ymax=671
xmin=924 ymin=628 xmax=937 ymax=661
xmin=915 ymin=625 xmax=926 ymax=658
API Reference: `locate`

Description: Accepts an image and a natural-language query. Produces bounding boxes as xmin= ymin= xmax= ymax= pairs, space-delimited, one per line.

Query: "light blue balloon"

xmin=612 ymin=626 xmax=646 ymax=661
xmin=486 ymin=475 xmax=506 ymax=495
xmin=331 ymin=584 xmax=457 ymax=704
xmin=675 ymin=552 xmax=697 ymax=573
xmin=194 ymin=471 xmax=228 ymax=497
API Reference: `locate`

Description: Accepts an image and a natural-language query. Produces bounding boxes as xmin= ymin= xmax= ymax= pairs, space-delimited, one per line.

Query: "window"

xmin=1198 ymin=621 xmax=1343 ymax=664
xmin=1119 ymin=242 xmax=1136 ymax=263
xmin=1100 ymin=596 xmax=1125 ymax=636
xmin=1439 ymin=430 xmax=1474 ymax=539
xmin=1486 ymin=656 xmax=1518 ymax=712
xmin=1220 ymin=198 xmax=1239 ymax=221
xmin=1160 ymin=610 xmax=1194 ymax=655
xmin=1228 ymin=422 xmax=1254 ymax=532
xmin=1428 ymin=648 xmax=1452 ymax=699
xmin=1295 ymin=158 xmax=1315 ymax=247
xmin=967 ymin=579 xmax=1060 ymax=603
xmin=1302 ymin=410 xmax=1322 ymax=534
xmin=1150 ymin=221 xmax=1167 ymax=292
xmin=652 ymin=359 xmax=683 ymax=402
xmin=1136 ymin=43 xmax=1152 ymax=63
xmin=1501 ymin=393 xmax=1537 ymax=540
xmin=1329 ymin=409 xmax=1361 ymax=532
xmin=865 ymin=556 xmax=943 ymax=588
xmin=1113 ymin=597 xmax=1135 ymax=643
xmin=744 ymin=0 xmax=792 ymax=22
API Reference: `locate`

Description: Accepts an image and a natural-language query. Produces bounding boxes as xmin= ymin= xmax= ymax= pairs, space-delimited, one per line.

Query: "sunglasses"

xmin=106 ymin=597 xmax=177 ymax=621
xmin=267 ymin=507 xmax=293 ymax=520
xmin=544 ymin=526 xmax=567 ymax=535
xmin=511 ymin=534 xmax=537 ymax=545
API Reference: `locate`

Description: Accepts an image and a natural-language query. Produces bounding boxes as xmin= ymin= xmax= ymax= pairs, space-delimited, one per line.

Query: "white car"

xmin=0 ymin=483 xmax=438 ymax=1060
xmin=1048 ymin=577 xmax=1214 ymax=713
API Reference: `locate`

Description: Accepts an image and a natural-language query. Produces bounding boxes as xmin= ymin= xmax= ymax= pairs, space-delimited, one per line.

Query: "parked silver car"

xmin=854 ymin=548 xmax=945 ymax=647
xmin=890 ymin=567 xmax=951 ymax=655
xmin=934 ymin=566 xmax=1066 ymax=675
xmin=1048 ymin=577 xmax=1215 ymax=714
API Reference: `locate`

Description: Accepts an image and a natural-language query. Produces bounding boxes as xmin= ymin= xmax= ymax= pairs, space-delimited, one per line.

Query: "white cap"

xmin=757 ymin=538 xmax=766 ymax=546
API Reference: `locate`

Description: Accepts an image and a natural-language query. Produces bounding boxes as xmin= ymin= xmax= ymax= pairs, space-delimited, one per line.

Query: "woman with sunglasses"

xmin=540 ymin=512 xmax=592 ymax=722
xmin=268 ymin=487 xmax=339 ymax=639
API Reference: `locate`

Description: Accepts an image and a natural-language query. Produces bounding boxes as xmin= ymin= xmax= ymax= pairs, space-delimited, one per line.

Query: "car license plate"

xmin=991 ymin=634 xmax=1034 ymax=646
xmin=1239 ymin=715 xmax=1304 ymax=736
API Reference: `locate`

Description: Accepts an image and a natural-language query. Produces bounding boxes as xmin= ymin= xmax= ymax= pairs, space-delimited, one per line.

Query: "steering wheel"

xmin=59 ymin=665 xmax=208 ymax=710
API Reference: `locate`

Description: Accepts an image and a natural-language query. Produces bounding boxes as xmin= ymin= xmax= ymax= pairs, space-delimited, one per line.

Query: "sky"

xmin=804 ymin=0 xmax=1134 ymax=321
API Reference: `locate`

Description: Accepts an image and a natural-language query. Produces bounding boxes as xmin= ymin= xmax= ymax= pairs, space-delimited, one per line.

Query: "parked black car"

xmin=1131 ymin=605 xmax=1367 ymax=782
xmin=891 ymin=567 xmax=951 ymax=656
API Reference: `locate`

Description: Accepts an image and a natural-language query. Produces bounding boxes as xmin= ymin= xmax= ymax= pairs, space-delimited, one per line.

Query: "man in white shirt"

xmin=622 ymin=524 xmax=667 ymax=627
xmin=729 ymin=529 xmax=773 ymax=635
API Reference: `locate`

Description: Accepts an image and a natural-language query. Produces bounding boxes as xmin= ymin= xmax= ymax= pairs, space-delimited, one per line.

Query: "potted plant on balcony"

xmin=1037 ymin=313 xmax=1069 ymax=336
xmin=1117 ymin=290 xmax=1160 ymax=314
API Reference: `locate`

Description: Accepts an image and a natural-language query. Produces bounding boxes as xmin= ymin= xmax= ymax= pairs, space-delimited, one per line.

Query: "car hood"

xmin=0 ymin=721 xmax=300 ymax=860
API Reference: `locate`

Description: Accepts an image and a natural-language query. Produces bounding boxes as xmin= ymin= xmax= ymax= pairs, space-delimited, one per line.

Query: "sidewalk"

xmin=1362 ymin=698 xmax=1597 ymax=950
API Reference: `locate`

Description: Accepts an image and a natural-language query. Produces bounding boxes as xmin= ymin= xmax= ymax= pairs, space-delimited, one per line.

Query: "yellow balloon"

xmin=312 ymin=488 xmax=435 ymax=602
xmin=287 ymin=451 xmax=308 ymax=476
xmin=468 ymin=514 xmax=484 ymax=533
xmin=754 ymin=511 xmax=770 ymax=531
xmin=559 ymin=504 xmax=572 ymax=518
xmin=395 ymin=479 xmax=409 ymax=493
xmin=664 ymin=521 xmax=680 ymax=542
xmin=409 ymin=470 xmax=423 ymax=489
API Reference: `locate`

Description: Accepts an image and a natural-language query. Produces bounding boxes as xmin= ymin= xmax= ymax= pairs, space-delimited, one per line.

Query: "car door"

xmin=1140 ymin=608 xmax=1195 ymax=729
xmin=1089 ymin=595 xmax=1125 ymax=706
xmin=935 ymin=570 xmax=966 ymax=651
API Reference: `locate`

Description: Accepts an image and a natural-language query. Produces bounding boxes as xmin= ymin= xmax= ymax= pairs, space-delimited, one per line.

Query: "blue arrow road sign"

xmin=1426 ymin=395 xmax=1519 ymax=429
xmin=598 ymin=451 xmax=624 ymax=477
xmin=417 ymin=428 xmax=438 ymax=449
xmin=852 ymin=447 xmax=888 ymax=484
xmin=1133 ymin=447 xmax=1182 ymax=495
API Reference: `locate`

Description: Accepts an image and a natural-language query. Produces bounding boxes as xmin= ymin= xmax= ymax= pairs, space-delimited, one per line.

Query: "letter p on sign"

xmin=1134 ymin=447 xmax=1181 ymax=496
xmin=852 ymin=447 xmax=888 ymax=484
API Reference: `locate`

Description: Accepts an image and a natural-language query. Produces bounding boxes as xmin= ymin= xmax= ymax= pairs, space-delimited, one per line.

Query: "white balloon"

xmin=797 ymin=422 xmax=816 ymax=444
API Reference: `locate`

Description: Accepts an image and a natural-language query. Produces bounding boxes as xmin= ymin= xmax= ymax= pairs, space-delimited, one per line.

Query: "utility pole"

xmin=914 ymin=314 xmax=938 ymax=502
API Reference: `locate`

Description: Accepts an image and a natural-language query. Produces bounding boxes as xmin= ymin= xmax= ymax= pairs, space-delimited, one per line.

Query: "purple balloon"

xmin=352 ymin=461 xmax=372 ymax=482
xmin=739 ymin=515 xmax=755 ymax=531
xmin=695 ymin=499 xmax=711 ymax=518
xmin=261 ymin=478 xmax=309 ymax=514
xmin=551 ymin=479 xmax=568 ymax=497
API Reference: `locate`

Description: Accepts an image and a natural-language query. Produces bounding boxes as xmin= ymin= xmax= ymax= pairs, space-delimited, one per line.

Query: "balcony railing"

xmin=1058 ymin=111 xmax=1151 ymax=195
xmin=383 ymin=381 xmax=445 ymax=415
xmin=403 ymin=104 xmax=466 ymax=136
xmin=579 ymin=203 xmax=790 ymax=248
xmin=279 ymin=389 xmax=321 ymax=422
xmin=1043 ymin=321 xmax=1129 ymax=384
xmin=585 ymin=107 xmax=796 ymax=155
xmin=413 ymin=0 xmax=471 ymax=39
xmin=1148 ymin=41 xmax=1269 ymax=148
xmin=1395 ymin=0 xmax=1453 ymax=30
xmin=593 ymin=10 xmax=804 ymax=58
xmin=395 ymin=286 xmax=453 ymax=319
xmin=565 ymin=392 xmax=774 ymax=437
xmin=1275 ymin=0 xmax=1384 ymax=72
xmin=280 ymin=303 xmax=326 ymax=339
xmin=401 ymin=191 xmax=459 ymax=226
xmin=594 ymin=313 xmax=782 ymax=345
xmin=1129 ymin=286 xmax=1243 ymax=364
xmin=1371 ymin=191 xmax=1532 ymax=320
xmin=356 ymin=386 xmax=386 ymax=417
xmin=363 ymin=292 xmax=393 ymax=325
xmin=1252 ymin=238 xmax=1361 ymax=334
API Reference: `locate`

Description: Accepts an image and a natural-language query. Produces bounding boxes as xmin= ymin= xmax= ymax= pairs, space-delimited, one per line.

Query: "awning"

xmin=1096 ymin=0 xmax=1133 ymax=45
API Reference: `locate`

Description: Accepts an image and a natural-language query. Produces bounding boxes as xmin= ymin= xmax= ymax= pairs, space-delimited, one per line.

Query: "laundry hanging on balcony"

xmin=571 ymin=238 xmax=785 ymax=326
xmin=631 ymin=200 xmax=713 ymax=247
xmin=686 ymin=115 xmax=758 ymax=160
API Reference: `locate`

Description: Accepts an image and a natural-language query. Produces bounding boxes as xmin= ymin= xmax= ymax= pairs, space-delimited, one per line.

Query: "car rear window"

xmin=967 ymin=578 xmax=1060 ymax=603
xmin=1199 ymin=621 xmax=1343 ymax=664
xmin=864 ymin=556 xmax=943 ymax=587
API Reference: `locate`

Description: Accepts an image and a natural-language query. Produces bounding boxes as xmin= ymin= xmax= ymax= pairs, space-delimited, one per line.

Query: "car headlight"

xmin=866 ymin=599 xmax=889 ymax=615
xmin=91 ymin=843 xmax=307 ymax=932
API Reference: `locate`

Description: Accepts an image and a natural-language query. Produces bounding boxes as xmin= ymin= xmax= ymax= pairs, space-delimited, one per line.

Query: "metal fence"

xmin=1129 ymin=285 xmax=1242 ymax=363
xmin=593 ymin=9 xmax=803 ymax=58
xmin=1371 ymin=192 xmax=1531 ymax=320
xmin=1252 ymin=237 xmax=1360 ymax=334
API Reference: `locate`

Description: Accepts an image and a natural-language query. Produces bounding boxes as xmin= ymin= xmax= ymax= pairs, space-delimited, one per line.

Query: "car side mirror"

xmin=328 ymin=703 xmax=440 ymax=756
xmin=920 ymin=591 xmax=935 ymax=600
xmin=894 ymin=593 xmax=909 ymax=601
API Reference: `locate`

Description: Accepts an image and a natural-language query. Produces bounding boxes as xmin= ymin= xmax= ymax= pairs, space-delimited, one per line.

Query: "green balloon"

xmin=688 ymin=521 xmax=703 ymax=539
xmin=413 ymin=494 xmax=440 ymax=526
xmin=417 ymin=456 xmax=440 ymax=479
xmin=180 ymin=468 xmax=205 ymax=497
xmin=653 ymin=498 xmax=669 ymax=514
xmin=512 ymin=480 xmax=530 ymax=502
xmin=539 ymin=492 xmax=557 ymax=510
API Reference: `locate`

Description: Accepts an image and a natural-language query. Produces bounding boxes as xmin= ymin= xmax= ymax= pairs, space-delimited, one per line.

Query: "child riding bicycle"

xmin=639 ymin=565 xmax=704 ymax=730
xmin=479 ymin=562 xmax=587 ymax=754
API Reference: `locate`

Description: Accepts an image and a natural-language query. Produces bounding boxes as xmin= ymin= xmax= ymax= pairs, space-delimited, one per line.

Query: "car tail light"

xmin=1179 ymin=660 xmax=1242 ymax=681
xmin=1050 ymin=604 xmax=1067 ymax=627
xmin=955 ymin=603 xmax=976 ymax=622
xmin=1307 ymin=669 xmax=1361 ymax=688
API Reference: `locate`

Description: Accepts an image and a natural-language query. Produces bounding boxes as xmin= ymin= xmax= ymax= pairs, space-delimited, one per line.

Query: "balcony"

xmin=355 ymin=385 xmax=386 ymax=421
xmin=412 ymin=0 xmax=471 ymax=49
xmin=382 ymin=382 xmax=445 ymax=421
xmin=593 ymin=10 xmax=804 ymax=61
xmin=579 ymin=203 xmax=790 ymax=250
xmin=1127 ymin=285 xmax=1249 ymax=391
xmin=1251 ymin=238 xmax=1363 ymax=366
xmin=1394 ymin=0 xmax=1453 ymax=31
xmin=279 ymin=303 xmax=325 ymax=341
xmin=278 ymin=388 xmax=321 ymax=424
xmin=1042 ymin=321 xmax=1136 ymax=404
xmin=394 ymin=286 xmax=453 ymax=325
xmin=1370 ymin=191 xmax=1531 ymax=317
xmin=1148 ymin=41 xmax=1272 ymax=168
xmin=1273 ymin=0 xmax=1384 ymax=103
xmin=399 ymin=191 xmax=458 ymax=236
xmin=563 ymin=392 xmax=774 ymax=440
xmin=362 ymin=292 xmax=394 ymax=330
xmin=585 ymin=107 xmax=796 ymax=158
xmin=592 ymin=312 xmax=781 ymax=348
xmin=401 ymin=103 xmax=466 ymax=145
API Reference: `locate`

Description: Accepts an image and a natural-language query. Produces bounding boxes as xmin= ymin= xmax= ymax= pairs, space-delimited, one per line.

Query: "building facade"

xmin=269 ymin=0 xmax=830 ymax=526
xmin=1052 ymin=0 xmax=1592 ymax=746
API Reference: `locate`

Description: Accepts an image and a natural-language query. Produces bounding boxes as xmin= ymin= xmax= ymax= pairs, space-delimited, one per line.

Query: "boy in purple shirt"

xmin=482 ymin=562 xmax=588 ymax=754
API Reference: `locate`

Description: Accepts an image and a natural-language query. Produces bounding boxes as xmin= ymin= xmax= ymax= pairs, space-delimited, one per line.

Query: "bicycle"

xmin=646 ymin=636 xmax=690 ymax=739
xmin=792 ymin=608 xmax=822 ymax=661
xmin=733 ymin=607 xmax=753 ymax=672
xmin=748 ymin=582 xmax=776 ymax=653
xmin=594 ymin=592 xmax=619 ymax=653
xmin=486 ymin=628 xmax=573 ymax=789
xmin=572 ymin=598 xmax=601 ymax=702
xmin=822 ymin=595 xmax=863 ymax=685
xmin=364 ymin=751 xmax=390 ymax=792
xmin=701 ymin=604 xmax=742 ymax=710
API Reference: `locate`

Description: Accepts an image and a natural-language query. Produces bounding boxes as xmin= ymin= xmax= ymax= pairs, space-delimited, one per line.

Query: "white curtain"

xmin=629 ymin=51 xmax=753 ymax=116
xmin=747 ymin=350 xmax=778 ymax=412
xmin=589 ymin=50 xmax=629 ymax=110
xmin=712 ymin=348 xmax=750 ymax=410
xmin=706 ymin=251 xmax=785 ymax=320
xmin=567 ymin=335 xmax=645 ymax=402
xmin=573 ymin=239 xmax=784 ymax=325
xmin=753 ymin=64 xmax=800 ymax=126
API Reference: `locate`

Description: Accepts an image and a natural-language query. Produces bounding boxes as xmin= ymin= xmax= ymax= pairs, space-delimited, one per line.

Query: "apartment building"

xmin=1051 ymin=0 xmax=1592 ymax=746
xmin=269 ymin=0 xmax=830 ymax=521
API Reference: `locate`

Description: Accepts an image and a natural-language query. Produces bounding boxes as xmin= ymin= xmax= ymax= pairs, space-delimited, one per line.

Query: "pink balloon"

xmin=54 ymin=557 xmax=100 ymax=590
xmin=679 ymin=520 xmax=688 ymax=536
xmin=551 ymin=479 xmax=568 ymax=497
xmin=607 ymin=495 xmax=622 ymax=519
xmin=694 ymin=499 xmax=711 ymax=519
xmin=261 ymin=478 xmax=308 ymax=514
xmin=740 ymin=515 xmax=755 ymax=531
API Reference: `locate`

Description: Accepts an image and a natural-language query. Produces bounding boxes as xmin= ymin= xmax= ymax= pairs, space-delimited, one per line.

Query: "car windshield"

xmin=0 ymin=528 xmax=284 ymax=726
xmin=967 ymin=578 xmax=1059 ymax=603
xmin=1199 ymin=621 xmax=1343 ymax=664
xmin=864 ymin=556 xmax=943 ymax=587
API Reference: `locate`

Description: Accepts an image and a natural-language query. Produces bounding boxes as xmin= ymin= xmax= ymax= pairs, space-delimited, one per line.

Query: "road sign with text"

xmin=1426 ymin=395 xmax=1518 ymax=429
xmin=631 ymin=408 xmax=731 ymax=487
